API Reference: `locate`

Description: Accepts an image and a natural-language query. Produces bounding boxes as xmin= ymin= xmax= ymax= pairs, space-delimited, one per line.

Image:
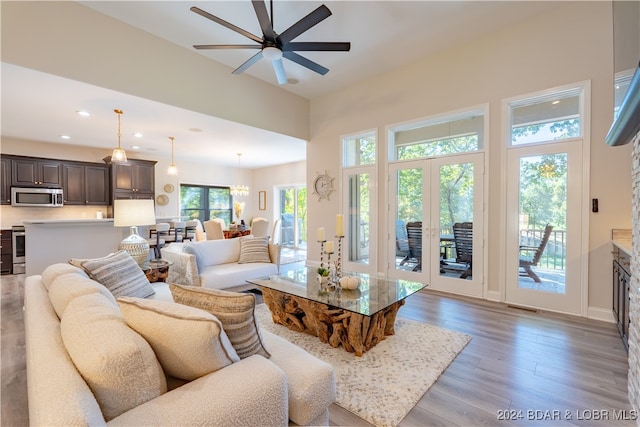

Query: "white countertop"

xmin=23 ymin=219 xmax=114 ymax=225
xmin=612 ymin=229 xmax=632 ymax=256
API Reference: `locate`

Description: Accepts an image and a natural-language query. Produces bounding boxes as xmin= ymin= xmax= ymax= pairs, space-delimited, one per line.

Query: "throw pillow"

xmin=238 ymin=236 xmax=271 ymax=264
xmin=60 ymin=293 xmax=167 ymax=421
xmin=79 ymin=251 xmax=155 ymax=298
xmin=169 ymin=284 xmax=270 ymax=359
xmin=118 ymin=296 xmax=240 ymax=381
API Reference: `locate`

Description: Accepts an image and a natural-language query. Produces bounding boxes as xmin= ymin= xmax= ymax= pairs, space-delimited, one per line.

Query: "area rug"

xmin=255 ymin=304 xmax=471 ymax=427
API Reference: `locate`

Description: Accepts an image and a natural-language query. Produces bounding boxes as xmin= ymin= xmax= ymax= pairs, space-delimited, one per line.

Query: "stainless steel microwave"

xmin=11 ymin=187 xmax=64 ymax=207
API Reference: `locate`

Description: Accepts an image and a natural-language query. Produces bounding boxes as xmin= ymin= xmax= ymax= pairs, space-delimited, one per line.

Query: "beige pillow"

xmin=42 ymin=263 xmax=88 ymax=291
xmin=118 ymin=297 xmax=240 ymax=381
xmin=238 ymin=236 xmax=271 ymax=264
xmin=48 ymin=273 xmax=117 ymax=319
xmin=79 ymin=251 xmax=155 ymax=298
xmin=60 ymin=293 xmax=166 ymax=421
xmin=170 ymin=284 xmax=270 ymax=359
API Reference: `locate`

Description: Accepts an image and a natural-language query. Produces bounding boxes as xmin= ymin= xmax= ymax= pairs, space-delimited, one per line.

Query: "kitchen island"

xmin=23 ymin=219 xmax=128 ymax=276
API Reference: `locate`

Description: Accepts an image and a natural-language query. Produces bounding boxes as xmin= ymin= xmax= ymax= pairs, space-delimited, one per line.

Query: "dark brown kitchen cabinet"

xmin=12 ymin=157 xmax=62 ymax=188
xmin=0 ymin=229 xmax=12 ymax=275
xmin=0 ymin=157 xmax=11 ymax=205
xmin=613 ymin=245 xmax=630 ymax=351
xmin=104 ymin=157 xmax=156 ymax=200
xmin=63 ymin=163 xmax=109 ymax=205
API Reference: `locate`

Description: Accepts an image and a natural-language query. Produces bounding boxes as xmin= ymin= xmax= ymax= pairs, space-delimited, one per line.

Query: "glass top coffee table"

xmin=248 ymin=267 xmax=427 ymax=356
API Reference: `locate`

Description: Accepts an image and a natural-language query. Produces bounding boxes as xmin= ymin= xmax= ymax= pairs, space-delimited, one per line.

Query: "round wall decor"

xmin=156 ymin=194 xmax=169 ymax=206
xmin=163 ymin=184 xmax=175 ymax=193
xmin=313 ymin=170 xmax=335 ymax=201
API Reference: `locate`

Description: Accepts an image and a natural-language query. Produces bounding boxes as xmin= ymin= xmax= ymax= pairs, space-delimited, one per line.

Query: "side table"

xmin=141 ymin=260 xmax=173 ymax=283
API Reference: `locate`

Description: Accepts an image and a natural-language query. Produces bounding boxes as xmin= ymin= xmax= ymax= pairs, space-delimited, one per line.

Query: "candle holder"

xmin=336 ymin=235 xmax=344 ymax=279
xmin=318 ymin=239 xmax=326 ymax=269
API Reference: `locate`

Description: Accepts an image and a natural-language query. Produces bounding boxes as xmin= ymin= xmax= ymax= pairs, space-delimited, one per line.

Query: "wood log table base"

xmin=260 ymin=286 xmax=405 ymax=356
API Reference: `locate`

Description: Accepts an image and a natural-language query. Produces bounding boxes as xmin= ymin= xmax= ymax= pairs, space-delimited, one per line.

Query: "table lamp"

xmin=113 ymin=199 xmax=156 ymax=264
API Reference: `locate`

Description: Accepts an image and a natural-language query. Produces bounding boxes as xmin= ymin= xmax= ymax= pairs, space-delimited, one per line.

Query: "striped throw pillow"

xmin=238 ymin=236 xmax=271 ymax=264
xmin=169 ymin=284 xmax=270 ymax=359
xmin=81 ymin=251 xmax=155 ymax=298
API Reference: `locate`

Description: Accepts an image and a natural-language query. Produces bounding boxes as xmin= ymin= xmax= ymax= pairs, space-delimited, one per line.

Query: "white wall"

xmin=306 ymin=2 xmax=631 ymax=315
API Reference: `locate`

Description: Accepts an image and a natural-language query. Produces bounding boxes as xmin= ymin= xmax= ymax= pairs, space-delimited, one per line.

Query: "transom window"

xmin=343 ymin=132 xmax=376 ymax=167
xmin=389 ymin=109 xmax=484 ymax=161
xmin=508 ymin=86 xmax=583 ymax=146
xmin=180 ymin=184 xmax=232 ymax=224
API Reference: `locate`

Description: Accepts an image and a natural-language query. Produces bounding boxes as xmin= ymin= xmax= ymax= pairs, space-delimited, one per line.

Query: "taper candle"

xmin=325 ymin=240 xmax=334 ymax=253
xmin=317 ymin=227 xmax=325 ymax=241
xmin=336 ymin=214 xmax=344 ymax=236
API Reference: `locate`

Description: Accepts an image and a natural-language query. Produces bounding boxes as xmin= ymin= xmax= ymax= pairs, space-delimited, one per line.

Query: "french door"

xmin=388 ymin=153 xmax=484 ymax=297
xmin=278 ymin=186 xmax=306 ymax=250
xmin=505 ymin=140 xmax=584 ymax=314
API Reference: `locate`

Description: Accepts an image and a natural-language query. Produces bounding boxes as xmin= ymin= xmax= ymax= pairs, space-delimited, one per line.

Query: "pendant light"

xmin=167 ymin=136 xmax=178 ymax=175
xmin=111 ymin=109 xmax=128 ymax=163
xmin=230 ymin=153 xmax=249 ymax=196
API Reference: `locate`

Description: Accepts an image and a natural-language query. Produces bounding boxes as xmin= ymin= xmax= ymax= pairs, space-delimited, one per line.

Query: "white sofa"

xmin=161 ymin=237 xmax=280 ymax=292
xmin=24 ymin=263 xmax=336 ymax=426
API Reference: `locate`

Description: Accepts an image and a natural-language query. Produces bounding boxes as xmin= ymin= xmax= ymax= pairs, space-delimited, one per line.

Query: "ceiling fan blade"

xmin=190 ymin=6 xmax=263 ymax=44
xmin=251 ymin=0 xmax=276 ymax=41
xmin=278 ymin=4 xmax=331 ymax=44
xmin=282 ymin=51 xmax=329 ymax=75
xmin=194 ymin=44 xmax=262 ymax=50
xmin=272 ymin=58 xmax=288 ymax=85
xmin=284 ymin=42 xmax=351 ymax=52
xmin=232 ymin=51 xmax=264 ymax=75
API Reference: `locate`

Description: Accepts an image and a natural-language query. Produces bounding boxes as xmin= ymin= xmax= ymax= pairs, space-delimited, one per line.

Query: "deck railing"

xmin=519 ymin=228 xmax=566 ymax=270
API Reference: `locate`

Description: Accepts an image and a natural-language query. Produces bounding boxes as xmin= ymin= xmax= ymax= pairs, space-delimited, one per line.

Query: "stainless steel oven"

xmin=12 ymin=225 xmax=25 ymax=274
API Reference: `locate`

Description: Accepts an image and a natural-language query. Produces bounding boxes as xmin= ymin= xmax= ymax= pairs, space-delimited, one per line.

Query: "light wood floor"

xmin=1 ymin=273 xmax=634 ymax=426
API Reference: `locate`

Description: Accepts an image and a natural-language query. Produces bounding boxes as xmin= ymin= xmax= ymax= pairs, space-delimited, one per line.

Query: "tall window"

xmin=180 ymin=184 xmax=232 ymax=224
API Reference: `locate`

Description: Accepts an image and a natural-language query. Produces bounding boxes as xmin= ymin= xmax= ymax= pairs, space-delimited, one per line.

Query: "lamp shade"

xmin=113 ymin=199 xmax=156 ymax=227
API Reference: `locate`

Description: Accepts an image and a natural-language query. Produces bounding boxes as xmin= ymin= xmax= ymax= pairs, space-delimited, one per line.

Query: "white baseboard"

xmin=486 ymin=290 xmax=501 ymax=302
xmin=588 ymin=306 xmax=615 ymax=323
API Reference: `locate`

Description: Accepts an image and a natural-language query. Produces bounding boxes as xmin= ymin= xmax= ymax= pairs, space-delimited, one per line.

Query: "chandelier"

xmin=230 ymin=153 xmax=249 ymax=197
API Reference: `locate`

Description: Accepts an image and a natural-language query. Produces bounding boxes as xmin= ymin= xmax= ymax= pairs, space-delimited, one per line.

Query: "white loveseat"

xmin=24 ymin=262 xmax=336 ymax=426
xmin=161 ymin=237 xmax=280 ymax=292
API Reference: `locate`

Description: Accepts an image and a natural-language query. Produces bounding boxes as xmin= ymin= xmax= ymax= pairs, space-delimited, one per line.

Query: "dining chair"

xmin=405 ymin=221 xmax=423 ymax=272
xmin=519 ymin=224 xmax=553 ymax=283
xmin=204 ymin=219 xmax=225 ymax=240
xmin=452 ymin=222 xmax=473 ymax=279
xmin=251 ymin=217 xmax=269 ymax=238
xmin=151 ymin=222 xmax=171 ymax=260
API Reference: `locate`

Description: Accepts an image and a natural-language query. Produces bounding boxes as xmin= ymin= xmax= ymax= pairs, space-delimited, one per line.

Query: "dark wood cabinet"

xmin=0 ymin=230 xmax=12 ymax=275
xmin=0 ymin=157 xmax=11 ymax=205
xmin=105 ymin=157 xmax=156 ymax=200
xmin=63 ymin=163 xmax=109 ymax=205
xmin=613 ymin=246 xmax=630 ymax=351
xmin=12 ymin=158 xmax=62 ymax=188
xmin=85 ymin=165 xmax=110 ymax=205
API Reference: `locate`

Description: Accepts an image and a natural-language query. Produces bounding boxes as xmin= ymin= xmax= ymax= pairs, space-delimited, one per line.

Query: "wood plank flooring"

xmin=1 ymin=272 xmax=634 ymax=426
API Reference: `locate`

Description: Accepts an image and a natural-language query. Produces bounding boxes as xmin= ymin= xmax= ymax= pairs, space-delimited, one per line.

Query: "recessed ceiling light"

xmin=76 ymin=110 xmax=90 ymax=117
xmin=131 ymin=145 xmax=140 ymax=150
xmin=60 ymin=135 xmax=71 ymax=140
xmin=133 ymin=132 xmax=143 ymax=138
xmin=552 ymin=100 xmax=560 ymax=105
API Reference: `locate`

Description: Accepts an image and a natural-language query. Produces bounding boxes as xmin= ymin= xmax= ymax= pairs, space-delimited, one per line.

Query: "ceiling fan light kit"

xmin=191 ymin=0 xmax=351 ymax=85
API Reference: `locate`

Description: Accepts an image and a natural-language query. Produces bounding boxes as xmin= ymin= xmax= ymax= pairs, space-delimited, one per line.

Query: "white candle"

xmin=336 ymin=214 xmax=344 ymax=236
xmin=325 ymin=240 xmax=334 ymax=253
xmin=317 ymin=227 xmax=325 ymax=242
